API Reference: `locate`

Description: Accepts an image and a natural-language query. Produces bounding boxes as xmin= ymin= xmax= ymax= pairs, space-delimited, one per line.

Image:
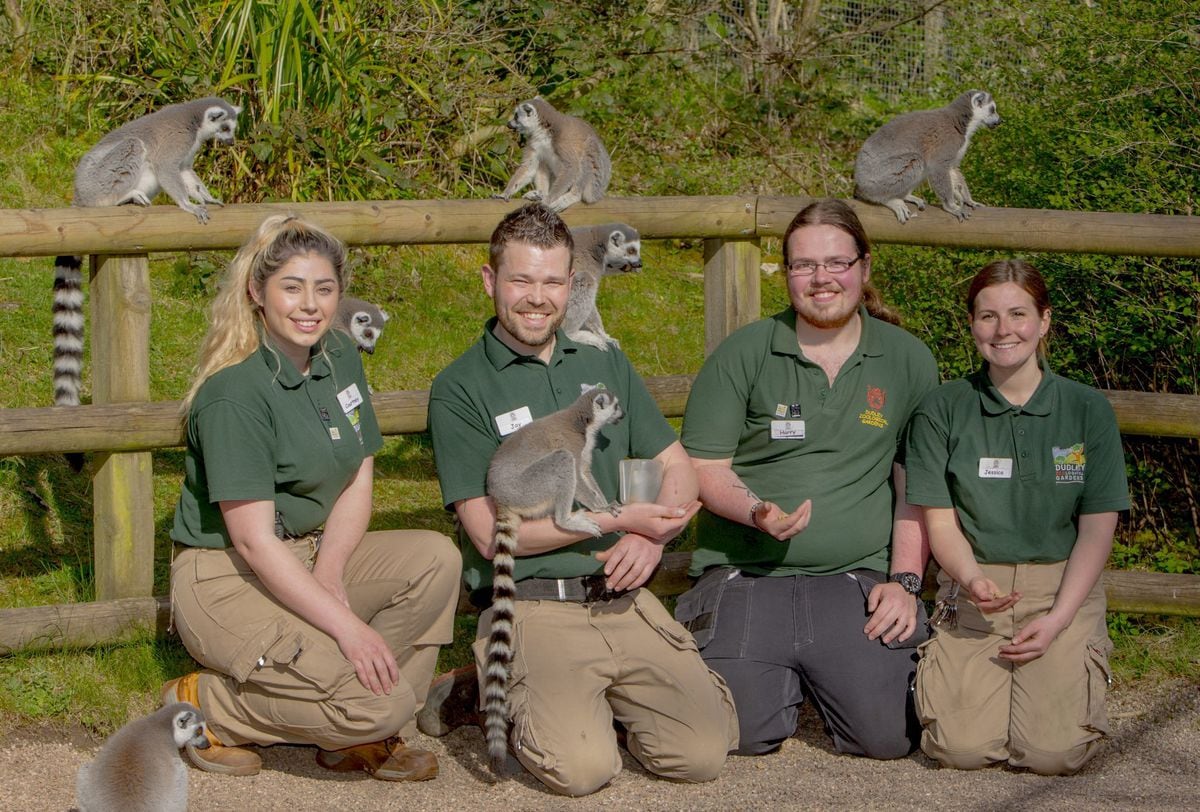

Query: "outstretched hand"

xmin=752 ymin=499 xmax=812 ymax=541
xmin=967 ymin=576 xmax=1021 ymax=614
xmin=614 ymin=500 xmax=701 ymax=544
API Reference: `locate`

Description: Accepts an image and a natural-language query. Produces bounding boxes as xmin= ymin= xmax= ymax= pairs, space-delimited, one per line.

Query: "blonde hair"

xmin=182 ymin=215 xmax=348 ymax=411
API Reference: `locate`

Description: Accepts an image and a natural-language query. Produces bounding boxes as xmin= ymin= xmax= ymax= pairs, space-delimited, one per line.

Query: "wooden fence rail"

xmin=2 ymin=380 xmax=1200 ymax=457
xmin=1 ymin=196 xmax=1198 ymax=652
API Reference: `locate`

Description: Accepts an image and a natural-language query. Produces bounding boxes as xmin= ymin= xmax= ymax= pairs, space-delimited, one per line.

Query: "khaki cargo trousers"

xmin=473 ymin=589 xmax=740 ymax=797
xmin=171 ymin=530 xmax=461 ymax=750
xmin=915 ymin=560 xmax=1111 ymax=775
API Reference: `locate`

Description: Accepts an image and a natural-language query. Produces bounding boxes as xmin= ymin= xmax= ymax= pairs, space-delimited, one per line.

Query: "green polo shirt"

xmin=904 ymin=367 xmax=1130 ymax=563
xmin=682 ymin=306 xmax=939 ymax=576
xmin=429 ymin=318 xmax=678 ymax=597
xmin=171 ymin=329 xmax=383 ymax=549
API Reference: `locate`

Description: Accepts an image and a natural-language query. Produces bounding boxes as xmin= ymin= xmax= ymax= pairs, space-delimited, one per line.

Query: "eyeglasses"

xmin=785 ymin=254 xmax=862 ymax=277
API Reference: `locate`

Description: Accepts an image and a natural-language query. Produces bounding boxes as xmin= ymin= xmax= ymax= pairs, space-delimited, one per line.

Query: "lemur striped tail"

xmin=484 ymin=505 xmax=519 ymax=776
xmin=53 ymin=255 xmax=85 ymax=471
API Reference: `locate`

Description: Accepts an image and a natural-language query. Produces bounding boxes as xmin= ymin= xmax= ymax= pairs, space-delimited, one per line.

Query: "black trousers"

xmin=675 ymin=567 xmax=927 ymax=759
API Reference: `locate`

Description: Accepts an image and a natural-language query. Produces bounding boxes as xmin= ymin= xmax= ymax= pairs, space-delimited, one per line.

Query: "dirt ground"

xmin=2 ymin=677 xmax=1196 ymax=812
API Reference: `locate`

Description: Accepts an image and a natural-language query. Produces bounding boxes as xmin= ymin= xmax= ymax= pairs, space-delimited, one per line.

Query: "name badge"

xmin=770 ymin=419 xmax=806 ymax=440
xmin=329 ymin=427 xmax=341 ymax=441
xmin=979 ymin=458 xmax=1013 ymax=479
xmin=495 ymin=406 xmax=533 ymax=437
xmin=337 ymin=383 xmax=364 ymax=414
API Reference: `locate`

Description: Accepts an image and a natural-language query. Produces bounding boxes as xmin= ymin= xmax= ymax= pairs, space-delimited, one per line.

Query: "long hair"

xmin=782 ymin=198 xmax=901 ymax=325
xmin=488 ymin=202 xmax=574 ymax=271
xmin=182 ymin=215 xmax=348 ymax=411
xmin=967 ymin=258 xmax=1052 ymax=356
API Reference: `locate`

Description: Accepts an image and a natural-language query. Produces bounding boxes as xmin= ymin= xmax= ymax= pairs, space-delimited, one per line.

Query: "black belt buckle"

xmin=583 ymin=574 xmax=614 ymax=602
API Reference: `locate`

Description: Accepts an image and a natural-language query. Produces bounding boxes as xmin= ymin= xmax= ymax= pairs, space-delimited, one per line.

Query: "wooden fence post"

xmin=702 ymin=237 xmax=762 ymax=355
xmin=89 ymin=254 xmax=154 ymax=600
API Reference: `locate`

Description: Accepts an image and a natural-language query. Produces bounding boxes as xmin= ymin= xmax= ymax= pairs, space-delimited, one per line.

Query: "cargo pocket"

xmin=674 ymin=566 xmax=739 ymax=652
xmin=636 ymin=589 xmax=700 ymax=653
xmin=1083 ymin=635 xmax=1113 ymax=736
xmin=913 ymin=635 xmax=941 ymax=728
xmin=225 ymin=618 xmax=299 ymax=683
xmin=472 ymin=603 xmax=544 ymax=769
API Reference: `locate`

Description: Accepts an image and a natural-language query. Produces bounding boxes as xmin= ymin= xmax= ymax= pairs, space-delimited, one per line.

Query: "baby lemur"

xmin=482 ymin=387 xmax=624 ymax=775
xmin=75 ymin=702 xmax=209 ymax=812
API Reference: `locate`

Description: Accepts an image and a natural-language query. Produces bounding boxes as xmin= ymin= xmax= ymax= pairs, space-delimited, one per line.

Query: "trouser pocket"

xmin=674 ymin=566 xmax=738 ymax=651
xmin=1083 ymin=635 xmax=1113 ymax=736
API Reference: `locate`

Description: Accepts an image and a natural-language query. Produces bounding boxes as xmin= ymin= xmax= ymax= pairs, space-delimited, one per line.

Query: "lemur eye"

xmin=355 ymin=314 xmax=370 ymax=324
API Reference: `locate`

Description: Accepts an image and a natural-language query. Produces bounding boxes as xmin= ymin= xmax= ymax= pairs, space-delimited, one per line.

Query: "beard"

xmin=495 ymin=305 xmax=565 ymax=349
xmin=793 ymin=285 xmax=861 ymax=330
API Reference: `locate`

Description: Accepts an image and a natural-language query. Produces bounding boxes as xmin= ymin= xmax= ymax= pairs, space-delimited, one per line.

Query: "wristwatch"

xmin=889 ymin=571 xmax=923 ymax=596
xmin=748 ymin=501 xmax=765 ymax=528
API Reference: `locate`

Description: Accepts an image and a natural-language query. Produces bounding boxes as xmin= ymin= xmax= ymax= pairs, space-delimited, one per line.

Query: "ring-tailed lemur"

xmin=854 ymin=90 xmax=1001 ymax=223
xmin=565 ymin=224 xmax=642 ymax=351
xmin=53 ymin=98 xmax=239 ymax=468
xmin=496 ymin=98 xmax=612 ymax=213
xmin=334 ymin=296 xmax=389 ymax=354
xmin=75 ymin=702 xmax=209 ymax=812
xmin=482 ymin=388 xmax=624 ymax=775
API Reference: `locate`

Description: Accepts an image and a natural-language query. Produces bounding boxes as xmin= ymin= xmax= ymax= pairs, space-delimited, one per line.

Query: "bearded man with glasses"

xmin=676 ymin=198 xmax=940 ymax=760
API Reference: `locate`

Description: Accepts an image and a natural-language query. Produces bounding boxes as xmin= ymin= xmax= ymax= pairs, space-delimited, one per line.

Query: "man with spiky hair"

xmin=426 ymin=203 xmax=738 ymax=797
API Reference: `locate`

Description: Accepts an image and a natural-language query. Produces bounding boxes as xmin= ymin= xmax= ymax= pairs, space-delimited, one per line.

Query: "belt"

xmin=512 ymin=575 xmax=624 ymax=603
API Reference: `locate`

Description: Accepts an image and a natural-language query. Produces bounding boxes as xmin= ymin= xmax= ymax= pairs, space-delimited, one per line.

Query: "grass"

xmin=0 ymin=67 xmax=1195 ymax=739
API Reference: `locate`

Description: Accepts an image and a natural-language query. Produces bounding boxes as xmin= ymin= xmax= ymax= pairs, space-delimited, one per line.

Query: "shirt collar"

xmin=481 ymin=316 xmax=579 ymax=370
xmin=770 ymin=304 xmax=881 ymax=358
xmin=973 ymin=362 xmax=1057 ymax=416
xmin=256 ymin=331 xmax=340 ymax=388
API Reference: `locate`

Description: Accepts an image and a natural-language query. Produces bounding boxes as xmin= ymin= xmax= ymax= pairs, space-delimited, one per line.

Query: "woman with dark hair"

xmin=905 ymin=259 xmax=1129 ymax=775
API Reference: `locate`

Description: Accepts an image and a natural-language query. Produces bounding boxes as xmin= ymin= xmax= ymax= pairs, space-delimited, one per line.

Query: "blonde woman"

xmin=165 ymin=215 xmax=461 ymax=781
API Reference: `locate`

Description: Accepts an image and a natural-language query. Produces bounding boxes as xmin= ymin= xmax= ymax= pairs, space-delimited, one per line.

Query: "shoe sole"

xmin=316 ymin=749 xmax=439 ymax=781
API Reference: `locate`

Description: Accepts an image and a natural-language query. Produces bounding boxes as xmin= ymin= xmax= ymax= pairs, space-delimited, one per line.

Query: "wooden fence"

xmin=1 ymin=197 xmax=1199 ymax=653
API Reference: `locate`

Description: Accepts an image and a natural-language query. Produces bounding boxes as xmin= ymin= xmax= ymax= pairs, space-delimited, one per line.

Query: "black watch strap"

xmin=889 ymin=571 xmax=923 ymax=596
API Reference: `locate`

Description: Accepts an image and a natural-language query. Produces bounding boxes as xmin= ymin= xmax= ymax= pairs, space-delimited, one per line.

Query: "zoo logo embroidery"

xmin=1053 ymin=443 xmax=1086 ymax=484
xmin=859 ymin=385 xmax=888 ymax=428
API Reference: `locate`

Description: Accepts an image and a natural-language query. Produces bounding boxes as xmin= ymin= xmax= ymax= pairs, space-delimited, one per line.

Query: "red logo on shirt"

xmin=867 ymin=385 xmax=886 ymax=411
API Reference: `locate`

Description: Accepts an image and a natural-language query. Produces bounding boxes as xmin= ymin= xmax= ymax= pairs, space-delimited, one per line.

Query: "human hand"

xmin=614 ymin=500 xmax=701 ymax=544
xmin=864 ymin=581 xmax=918 ymax=644
xmin=967 ymin=576 xmax=1021 ymax=614
xmin=999 ymin=613 xmax=1068 ymax=664
xmin=752 ymin=499 xmax=812 ymax=541
xmin=594 ymin=533 xmax=665 ymax=592
xmin=335 ymin=621 xmax=400 ymax=696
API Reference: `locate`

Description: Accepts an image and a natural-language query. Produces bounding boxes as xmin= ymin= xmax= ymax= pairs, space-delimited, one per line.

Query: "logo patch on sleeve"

xmin=1053 ymin=443 xmax=1086 ymax=483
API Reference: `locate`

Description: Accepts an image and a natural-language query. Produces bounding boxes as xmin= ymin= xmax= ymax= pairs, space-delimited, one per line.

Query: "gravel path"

xmin=2 ymin=678 xmax=1196 ymax=811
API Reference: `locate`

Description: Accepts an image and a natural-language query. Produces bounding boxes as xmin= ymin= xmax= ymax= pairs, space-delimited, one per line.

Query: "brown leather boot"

xmin=316 ymin=736 xmax=439 ymax=781
xmin=160 ymin=671 xmax=262 ymax=777
xmin=416 ymin=664 xmax=481 ymax=737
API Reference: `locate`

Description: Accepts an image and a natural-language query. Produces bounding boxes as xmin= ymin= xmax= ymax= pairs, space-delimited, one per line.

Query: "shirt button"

xmin=1021 ymin=452 xmax=1027 ymax=458
xmin=1019 ymin=430 xmax=1025 ymax=436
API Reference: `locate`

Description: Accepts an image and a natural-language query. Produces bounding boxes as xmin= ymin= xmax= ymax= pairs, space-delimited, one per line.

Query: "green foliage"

xmin=1 ymin=0 xmax=1197 ymax=726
